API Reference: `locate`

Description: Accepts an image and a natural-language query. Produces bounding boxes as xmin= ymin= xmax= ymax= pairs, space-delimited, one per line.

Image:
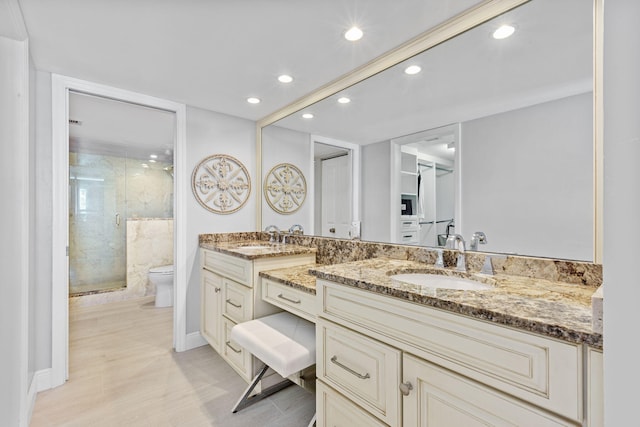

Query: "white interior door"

xmin=321 ymin=155 xmax=351 ymax=238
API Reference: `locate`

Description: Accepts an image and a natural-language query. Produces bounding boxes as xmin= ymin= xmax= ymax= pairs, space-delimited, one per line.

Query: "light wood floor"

xmin=31 ymin=296 xmax=316 ymax=426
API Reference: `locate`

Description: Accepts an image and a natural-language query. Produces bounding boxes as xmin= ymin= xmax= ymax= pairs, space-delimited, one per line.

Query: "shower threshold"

xmin=70 ymin=281 xmax=127 ymax=297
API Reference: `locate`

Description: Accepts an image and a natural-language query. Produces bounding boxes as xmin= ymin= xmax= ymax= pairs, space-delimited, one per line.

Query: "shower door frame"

xmin=51 ymin=74 xmax=189 ymax=388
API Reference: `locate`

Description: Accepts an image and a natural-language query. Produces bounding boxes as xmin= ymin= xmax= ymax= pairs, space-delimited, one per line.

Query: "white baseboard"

xmin=35 ymin=368 xmax=53 ymax=392
xmin=25 ymin=368 xmax=52 ymax=427
xmin=183 ymin=331 xmax=207 ymax=351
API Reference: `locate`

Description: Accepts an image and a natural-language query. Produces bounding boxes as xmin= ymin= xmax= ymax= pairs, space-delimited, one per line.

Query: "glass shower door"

xmin=68 ymin=152 xmax=127 ymax=295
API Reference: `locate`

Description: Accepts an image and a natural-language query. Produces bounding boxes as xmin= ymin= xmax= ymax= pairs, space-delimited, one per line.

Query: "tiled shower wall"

xmin=69 ymin=152 xmax=173 ymax=294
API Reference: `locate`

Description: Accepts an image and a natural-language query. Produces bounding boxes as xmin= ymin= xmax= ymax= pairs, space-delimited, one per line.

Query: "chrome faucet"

xmin=288 ymin=224 xmax=304 ymax=235
xmin=470 ymin=231 xmax=487 ymax=251
xmin=264 ymin=225 xmax=281 ymax=244
xmin=445 ymin=234 xmax=467 ymax=272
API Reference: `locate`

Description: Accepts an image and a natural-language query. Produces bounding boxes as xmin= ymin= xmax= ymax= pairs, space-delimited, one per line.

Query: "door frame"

xmin=51 ymin=74 xmax=188 ymax=387
xmin=309 ymin=134 xmax=360 ymax=236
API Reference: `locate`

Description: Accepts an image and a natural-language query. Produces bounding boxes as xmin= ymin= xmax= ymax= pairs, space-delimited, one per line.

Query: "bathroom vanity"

xmin=199 ymin=239 xmax=315 ymax=383
xmin=199 ymin=233 xmax=603 ymax=426
xmin=310 ymin=259 xmax=602 ymax=426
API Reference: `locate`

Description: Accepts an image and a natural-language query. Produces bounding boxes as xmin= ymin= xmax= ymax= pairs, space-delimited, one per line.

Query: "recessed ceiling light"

xmin=278 ymin=74 xmax=293 ymax=83
xmin=247 ymin=97 xmax=261 ymax=104
xmin=149 ymin=159 xmax=157 ymax=163
xmin=337 ymin=97 xmax=351 ymax=104
xmin=404 ymin=65 xmax=422 ymax=75
xmin=493 ymin=24 xmax=515 ymax=40
xmin=302 ymin=113 xmax=314 ymax=119
xmin=149 ymin=154 xmax=158 ymax=159
xmin=141 ymin=163 xmax=149 ymax=168
xmin=344 ymin=26 xmax=363 ymax=41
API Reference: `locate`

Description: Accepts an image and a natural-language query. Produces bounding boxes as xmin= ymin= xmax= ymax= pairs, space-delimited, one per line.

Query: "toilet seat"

xmin=149 ymin=265 xmax=173 ymax=275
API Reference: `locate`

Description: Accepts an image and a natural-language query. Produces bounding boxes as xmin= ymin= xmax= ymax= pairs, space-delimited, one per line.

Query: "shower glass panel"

xmin=69 ymin=152 xmax=127 ymax=295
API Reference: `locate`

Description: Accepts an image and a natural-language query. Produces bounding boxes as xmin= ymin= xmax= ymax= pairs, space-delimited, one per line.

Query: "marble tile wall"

xmin=126 ymin=219 xmax=174 ymax=297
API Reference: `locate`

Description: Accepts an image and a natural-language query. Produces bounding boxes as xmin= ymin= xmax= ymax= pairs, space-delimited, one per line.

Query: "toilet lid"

xmin=150 ymin=265 xmax=173 ymax=275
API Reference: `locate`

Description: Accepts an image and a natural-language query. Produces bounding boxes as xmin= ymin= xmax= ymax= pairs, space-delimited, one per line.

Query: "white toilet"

xmin=148 ymin=265 xmax=174 ymax=307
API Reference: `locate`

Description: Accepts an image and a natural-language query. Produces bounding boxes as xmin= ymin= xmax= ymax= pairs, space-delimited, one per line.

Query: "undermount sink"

xmin=389 ymin=273 xmax=493 ymax=291
xmin=237 ymin=245 xmax=271 ymax=250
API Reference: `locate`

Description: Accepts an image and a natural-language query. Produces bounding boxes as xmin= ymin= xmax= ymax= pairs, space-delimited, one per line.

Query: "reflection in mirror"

xmin=261 ymin=0 xmax=594 ymax=261
xmin=314 ymin=142 xmax=351 ymax=238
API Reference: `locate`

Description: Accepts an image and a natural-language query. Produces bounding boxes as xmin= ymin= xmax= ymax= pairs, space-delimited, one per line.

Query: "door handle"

xmin=329 ymin=227 xmax=336 ymax=233
xmin=115 ymin=213 xmax=121 ymax=226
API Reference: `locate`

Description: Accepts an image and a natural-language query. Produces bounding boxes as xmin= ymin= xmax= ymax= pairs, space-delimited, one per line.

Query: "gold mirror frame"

xmin=255 ymin=0 xmax=603 ymax=263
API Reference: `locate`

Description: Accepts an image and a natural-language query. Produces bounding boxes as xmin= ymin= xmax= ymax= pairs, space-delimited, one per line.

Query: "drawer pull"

xmin=215 ymin=287 xmax=221 ymax=293
xmin=399 ymin=381 xmax=413 ymax=396
xmin=226 ymin=299 xmax=242 ymax=308
xmin=277 ymin=293 xmax=301 ymax=304
xmin=330 ymin=356 xmax=370 ymax=380
xmin=225 ymin=341 xmax=242 ymax=354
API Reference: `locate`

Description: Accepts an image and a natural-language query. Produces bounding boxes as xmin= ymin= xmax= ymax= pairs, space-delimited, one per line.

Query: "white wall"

xmin=185 ymin=106 xmax=256 ymax=333
xmin=460 ymin=92 xmax=593 ymax=260
xmin=603 ymin=0 xmax=640 ymax=424
xmin=261 ymin=125 xmax=312 ymax=232
xmin=0 ymin=34 xmax=30 ymax=426
xmin=34 ymin=71 xmax=52 ymax=374
xmin=361 ymin=141 xmax=392 ymax=242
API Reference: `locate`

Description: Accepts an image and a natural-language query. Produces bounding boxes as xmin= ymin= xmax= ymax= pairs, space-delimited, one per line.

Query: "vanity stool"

xmin=230 ymin=311 xmax=316 ymax=426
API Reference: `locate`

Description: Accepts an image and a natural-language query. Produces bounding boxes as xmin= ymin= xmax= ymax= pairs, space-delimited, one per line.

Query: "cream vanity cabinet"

xmin=316 ymin=279 xmax=600 ymax=427
xmin=200 ymin=248 xmax=315 ymax=383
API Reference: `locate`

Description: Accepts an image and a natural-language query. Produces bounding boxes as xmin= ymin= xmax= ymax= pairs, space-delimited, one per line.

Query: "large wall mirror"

xmin=258 ymin=0 xmax=601 ymax=263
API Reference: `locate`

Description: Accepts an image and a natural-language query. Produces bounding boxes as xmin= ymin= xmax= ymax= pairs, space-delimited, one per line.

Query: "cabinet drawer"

xmin=262 ymin=278 xmax=316 ymax=322
xmin=223 ymin=278 xmax=253 ymax=323
xmin=316 ymin=381 xmax=387 ymax=427
xmin=202 ymin=249 xmax=253 ymax=286
xmin=400 ymin=230 xmax=418 ymax=243
xmin=318 ymin=280 xmax=582 ymax=422
xmin=317 ymin=318 xmax=401 ymax=426
xmin=400 ymin=219 xmax=418 ymax=230
xmin=222 ymin=317 xmax=252 ymax=381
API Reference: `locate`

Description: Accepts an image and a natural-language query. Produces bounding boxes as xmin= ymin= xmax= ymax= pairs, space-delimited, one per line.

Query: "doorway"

xmin=311 ymin=135 xmax=361 ymax=238
xmin=51 ymin=75 xmax=188 ymax=388
xmin=68 ymin=92 xmax=175 ymax=298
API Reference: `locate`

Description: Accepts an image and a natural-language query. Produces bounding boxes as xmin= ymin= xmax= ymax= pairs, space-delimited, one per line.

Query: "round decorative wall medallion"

xmin=191 ymin=154 xmax=251 ymax=214
xmin=264 ymin=163 xmax=307 ymax=214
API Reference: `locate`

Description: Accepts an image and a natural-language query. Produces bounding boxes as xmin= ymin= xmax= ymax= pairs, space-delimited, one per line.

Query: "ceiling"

xmin=68 ymin=92 xmax=175 ymax=161
xmin=17 ymin=0 xmax=484 ymax=121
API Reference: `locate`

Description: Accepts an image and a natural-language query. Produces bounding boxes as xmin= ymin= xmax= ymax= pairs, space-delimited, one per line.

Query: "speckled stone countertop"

xmin=199 ymin=240 xmax=316 ymax=260
xmin=259 ymin=264 xmax=318 ymax=294
xmin=298 ymin=258 xmax=601 ymax=348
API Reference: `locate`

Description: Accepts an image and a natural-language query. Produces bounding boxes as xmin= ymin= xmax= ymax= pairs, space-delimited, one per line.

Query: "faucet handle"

xmin=434 ymin=249 xmax=444 ymax=268
xmin=480 ymin=253 xmax=507 ymax=275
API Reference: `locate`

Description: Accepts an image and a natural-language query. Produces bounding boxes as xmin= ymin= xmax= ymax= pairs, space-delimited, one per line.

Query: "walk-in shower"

xmin=68 ymin=92 xmax=175 ymax=297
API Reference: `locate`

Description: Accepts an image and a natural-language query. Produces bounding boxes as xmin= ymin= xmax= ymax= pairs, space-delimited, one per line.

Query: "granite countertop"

xmin=308 ymin=258 xmax=602 ymax=348
xmin=199 ymin=240 xmax=316 ymax=260
xmin=259 ymin=264 xmax=318 ymax=294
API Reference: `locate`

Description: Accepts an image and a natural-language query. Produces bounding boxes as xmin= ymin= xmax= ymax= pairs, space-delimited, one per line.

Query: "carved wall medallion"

xmin=191 ymin=154 xmax=251 ymax=214
xmin=264 ymin=163 xmax=307 ymax=214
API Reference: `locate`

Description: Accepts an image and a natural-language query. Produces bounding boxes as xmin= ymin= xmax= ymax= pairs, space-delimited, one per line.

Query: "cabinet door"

xmin=586 ymin=348 xmax=603 ymax=427
xmin=201 ymin=269 xmax=223 ymax=352
xmin=402 ymin=354 xmax=576 ymax=427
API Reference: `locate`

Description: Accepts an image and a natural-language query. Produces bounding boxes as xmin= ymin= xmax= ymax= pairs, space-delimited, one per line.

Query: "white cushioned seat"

xmin=230 ymin=311 xmax=316 ymax=378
